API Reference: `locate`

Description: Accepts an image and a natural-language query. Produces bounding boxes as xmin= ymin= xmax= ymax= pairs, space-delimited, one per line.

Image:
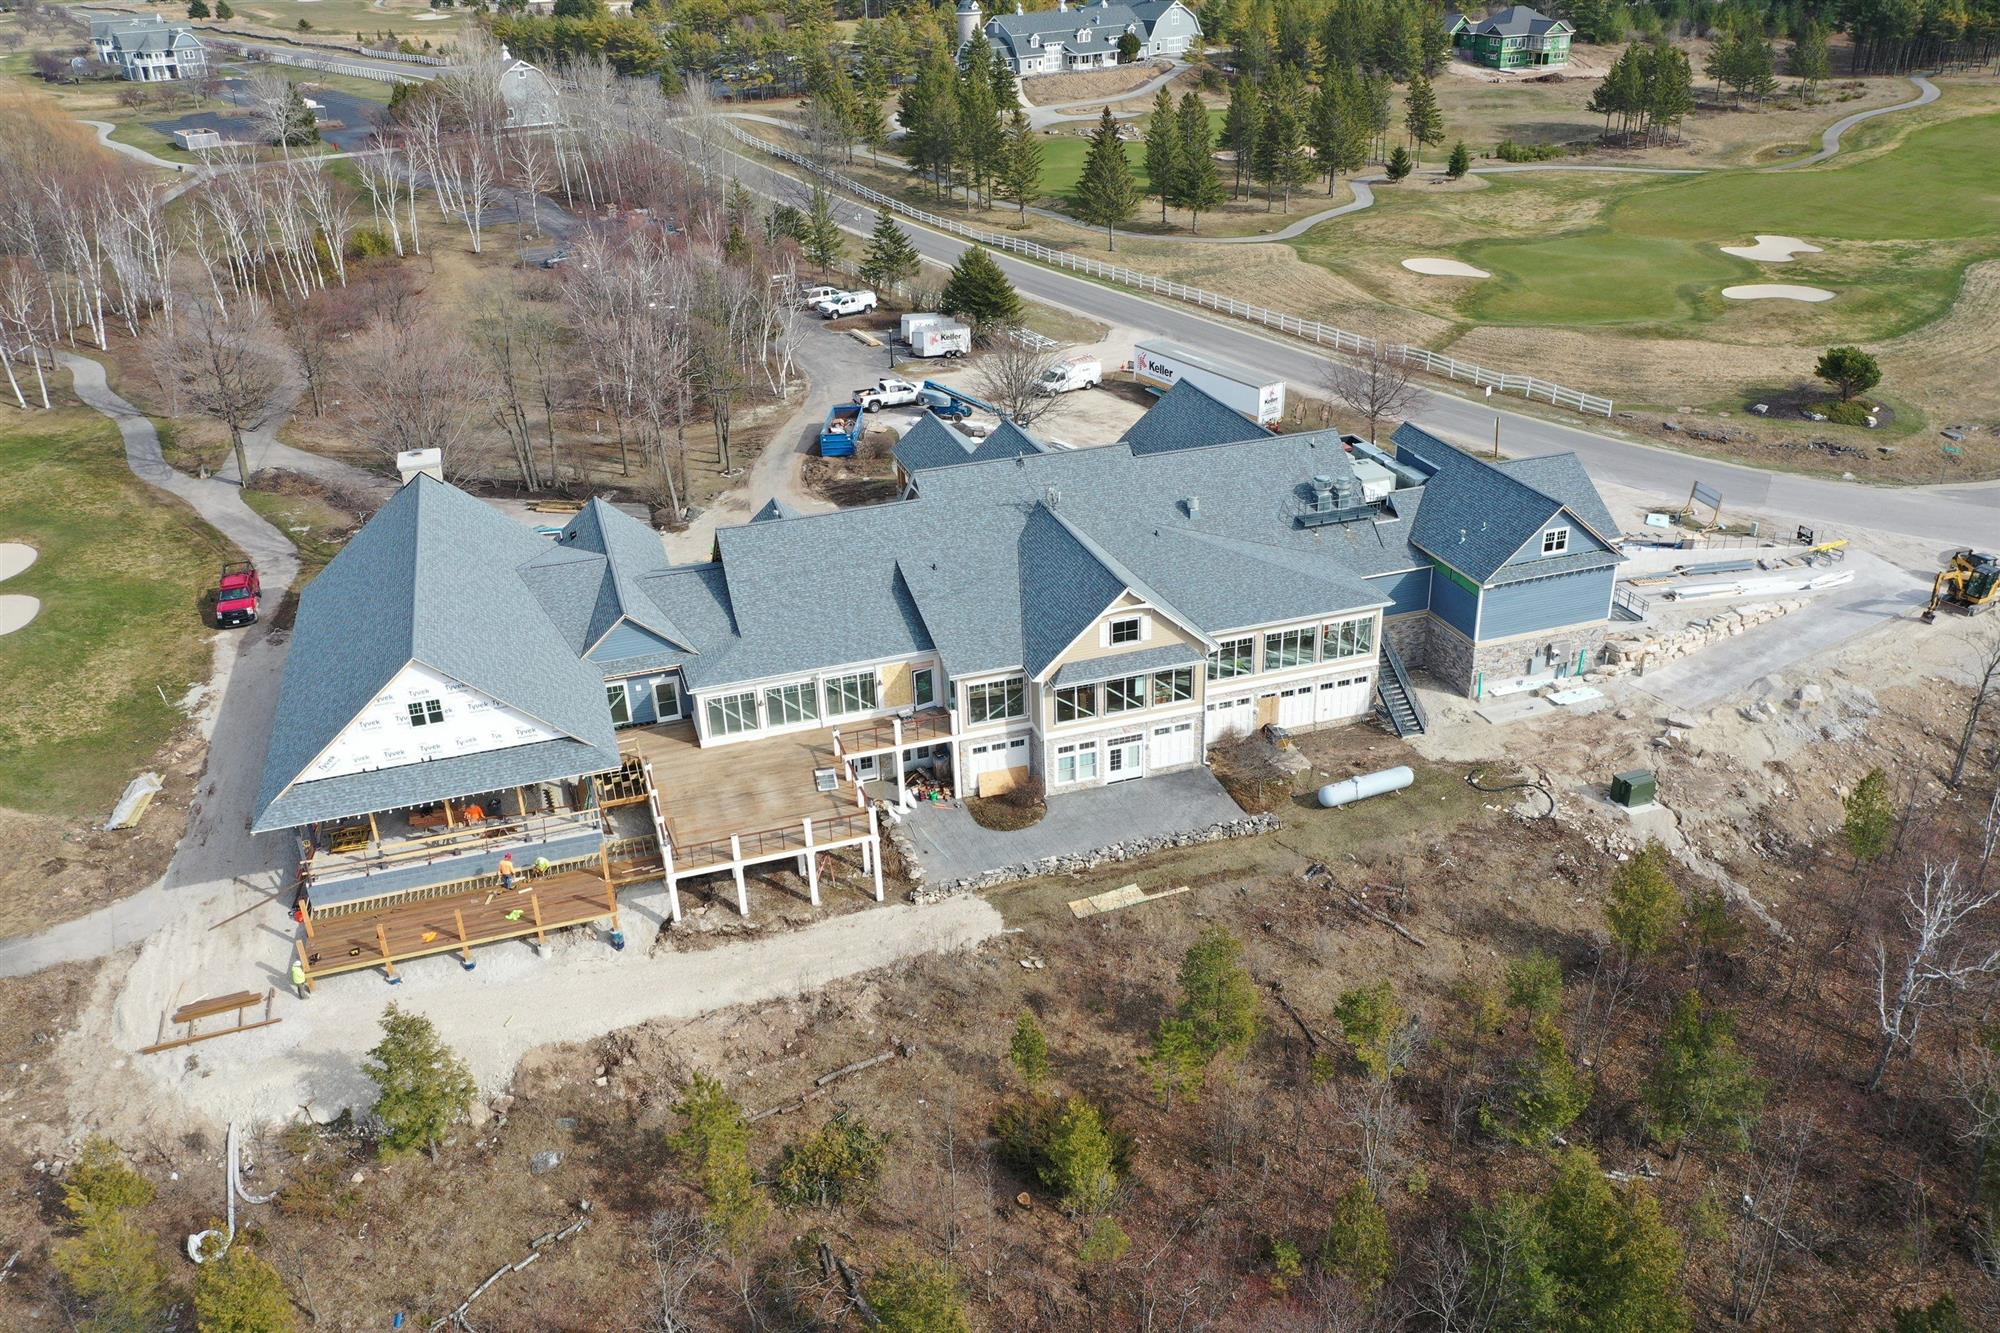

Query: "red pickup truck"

xmin=213 ymin=561 xmax=261 ymax=629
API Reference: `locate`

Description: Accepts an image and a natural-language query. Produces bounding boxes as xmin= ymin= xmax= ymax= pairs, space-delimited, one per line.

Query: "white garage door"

xmin=963 ymin=735 xmax=1028 ymax=786
xmin=1277 ymin=684 xmax=1316 ymax=729
xmin=1149 ymin=719 xmax=1197 ymax=770
xmin=1315 ymin=674 xmax=1374 ymax=723
xmin=1204 ymin=695 xmax=1255 ymax=744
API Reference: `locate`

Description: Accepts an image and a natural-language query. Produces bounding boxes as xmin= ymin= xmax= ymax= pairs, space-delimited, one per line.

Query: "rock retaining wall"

xmin=1595 ymin=598 xmax=1807 ymax=678
xmin=896 ymin=813 xmax=1281 ymax=902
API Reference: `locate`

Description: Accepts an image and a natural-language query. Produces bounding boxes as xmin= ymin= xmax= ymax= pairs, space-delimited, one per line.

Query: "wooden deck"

xmin=621 ymin=721 xmax=854 ymax=849
xmin=297 ymin=870 xmax=624 ymax=985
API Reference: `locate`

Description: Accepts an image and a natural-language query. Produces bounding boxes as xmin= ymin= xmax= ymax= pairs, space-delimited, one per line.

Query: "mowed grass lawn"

xmin=1459 ymin=111 xmax=2000 ymax=333
xmin=0 ymin=411 xmax=230 ymax=818
xmin=1036 ymin=108 xmax=1225 ymax=200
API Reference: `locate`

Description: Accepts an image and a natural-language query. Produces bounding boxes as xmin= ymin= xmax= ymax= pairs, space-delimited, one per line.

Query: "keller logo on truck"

xmin=1136 ymin=350 xmax=1176 ymax=384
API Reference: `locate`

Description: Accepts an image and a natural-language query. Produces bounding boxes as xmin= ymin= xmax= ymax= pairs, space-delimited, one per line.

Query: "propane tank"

xmin=1318 ymin=765 xmax=1415 ymax=808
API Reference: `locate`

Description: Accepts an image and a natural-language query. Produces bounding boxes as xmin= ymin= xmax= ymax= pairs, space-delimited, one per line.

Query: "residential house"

xmin=498 ymin=48 xmax=559 ymax=129
xmin=255 ymin=377 xmax=1620 ymax=979
xmin=89 ymin=13 xmax=207 ymax=82
xmin=961 ymin=0 xmax=1204 ymax=76
xmin=1446 ymin=6 xmax=1573 ymax=69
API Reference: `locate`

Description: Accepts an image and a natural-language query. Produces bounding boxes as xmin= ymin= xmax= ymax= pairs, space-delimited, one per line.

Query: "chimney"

xmin=1184 ymin=496 xmax=1200 ymax=519
xmin=1058 ymin=0 xmax=1067 ymax=12
xmin=396 ymin=448 xmax=444 ymax=486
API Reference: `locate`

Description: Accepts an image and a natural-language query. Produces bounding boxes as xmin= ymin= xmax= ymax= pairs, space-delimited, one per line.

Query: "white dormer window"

xmin=1542 ymin=527 xmax=1570 ymax=555
xmin=407 ymin=698 xmax=445 ymax=727
xmin=1030 ymin=33 xmax=1041 ymax=45
xmin=1077 ymin=26 xmax=1091 ymax=39
xmin=1104 ymin=614 xmax=1149 ymax=646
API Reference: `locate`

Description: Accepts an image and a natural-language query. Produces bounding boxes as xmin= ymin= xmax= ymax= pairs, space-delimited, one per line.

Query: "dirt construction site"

xmin=3 ymin=410 xmax=1999 ymax=1326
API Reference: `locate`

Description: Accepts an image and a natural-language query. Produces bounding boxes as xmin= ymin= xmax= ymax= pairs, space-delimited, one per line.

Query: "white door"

xmin=1203 ymin=697 xmax=1253 ymax=744
xmin=1149 ymin=720 xmax=1197 ymax=769
xmin=1315 ymin=674 xmax=1373 ymax=723
xmin=1105 ymin=734 xmax=1145 ymax=782
xmin=1277 ymin=685 xmax=1315 ymax=729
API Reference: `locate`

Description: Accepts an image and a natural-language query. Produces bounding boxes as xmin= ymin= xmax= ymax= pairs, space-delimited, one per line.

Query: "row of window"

xmin=966 ymin=676 xmax=1024 ymax=726
xmin=1052 ymin=667 xmax=1194 ymax=724
xmin=696 ymin=666 xmax=934 ymax=739
xmin=1205 ymin=614 xmax=1378 ymax=681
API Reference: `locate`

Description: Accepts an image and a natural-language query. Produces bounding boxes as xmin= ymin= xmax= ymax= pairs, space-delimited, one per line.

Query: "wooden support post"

xmin=515 ymin=785 xmax=528 ymax=818
xmin=300 ymin=898 xmax=315 ymax=941
xmin=598 ymin=839 xmax=612 ymax=887
xmin=367 ymin=810 xmax=379 ymax=845
xmin=444 ymin=798 xmax=455 ymax=829
xmin=530 ymin=892 xmax=546 ymax=950
xmin=730 ymin=834 xmax=749 ymax=917
xmin=453 ymin=908 xmax=473 ymax=967
xmin=867 ymin=806 xmax=884 ymax=903
xmin=376 ymin=922 xmax=399 ymax=982
xmin=604 ymin=879 xmax=620 ymax=932
xmin=803 ymin=818 xmax=820 ymax=907
xmin=892 ymin=718 xmax=908 ymax=811
xmin=295 ymin=937 xmax=316 ymax=994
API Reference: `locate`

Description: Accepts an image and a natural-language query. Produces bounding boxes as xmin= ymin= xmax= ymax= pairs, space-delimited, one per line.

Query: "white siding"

xmin=304 ymin=661 xmax=563 ymax=782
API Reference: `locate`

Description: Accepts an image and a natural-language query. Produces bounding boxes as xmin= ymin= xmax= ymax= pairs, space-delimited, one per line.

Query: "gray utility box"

xmin=1610 ymin=769 xmax=1657 ymax=807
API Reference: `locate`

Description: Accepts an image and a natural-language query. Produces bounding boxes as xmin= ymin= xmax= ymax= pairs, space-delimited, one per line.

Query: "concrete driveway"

xmin=900 ymin=767 xmax=1245 ymax=884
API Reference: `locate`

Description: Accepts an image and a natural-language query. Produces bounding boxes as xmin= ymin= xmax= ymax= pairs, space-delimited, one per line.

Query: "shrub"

xmin=1495 ymin=138 xmax=1565 ymax=162
xmin=995 ymin=1095 xmax=1131 ymax=1215
xmin=1080 ymin=1217 xmax=1130 ymax=1265
xmin=769 ymin=1111 xmax=888 ymax=1211
xmin=53 ymin=1140 xmax=169 ymax=1333
xmin=1818 ymin=399 xmax=1871 ymax=426
xmin=348 ymin=228 xmax=396 ymax=259
xmin=1320 ymin=1179 xmax=1391 ymax=1294
xmin=865 ymin=1254 xmax=972 ymax=1333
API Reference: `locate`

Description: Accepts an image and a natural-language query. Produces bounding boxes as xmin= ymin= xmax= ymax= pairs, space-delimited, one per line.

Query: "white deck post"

xmin=803 ymin=818 xmax=820 ymax=906
xmin=892 ymin=718 xmax=908 ymax=810
xmin=730 ymin=834 xmax=748 ymax=917
xmin=662 ymin=838 xmax=682 ymax=923
xmin=867 ymin=805 xmax=883 ymax=902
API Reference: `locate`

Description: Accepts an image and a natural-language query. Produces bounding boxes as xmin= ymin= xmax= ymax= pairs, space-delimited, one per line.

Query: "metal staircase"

xmin=1375 ymin=637 xmax=1427 ymax=738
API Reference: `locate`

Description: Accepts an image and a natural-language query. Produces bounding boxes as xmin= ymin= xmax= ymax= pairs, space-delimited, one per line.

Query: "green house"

xmin=1446 ymin=5 xmax=1573 ymax=70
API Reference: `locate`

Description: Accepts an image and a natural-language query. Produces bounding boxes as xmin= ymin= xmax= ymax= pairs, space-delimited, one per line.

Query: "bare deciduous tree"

xmin=1872 ymin=859 xmax=2000 ymax=1091
xmin=1951 ymin=624 xmax=2000 ymax=789
xmin=342 ymin=315 xmax=491 ymax=482
xmin=1322 ymin=336 xmax=1424 ymax=444
xmin=645 ymin=1207 xmax=719 ymax=1333
xmin=145 ymin=296 xmax=283 ymax=486
xmin=973 ymin=332 xmax=1070 ymax=430
xmin=1728 ymin=1113 xmax=1815 ymax=1323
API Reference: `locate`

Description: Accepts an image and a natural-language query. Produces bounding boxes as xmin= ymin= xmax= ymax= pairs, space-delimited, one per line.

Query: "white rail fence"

xmin=722 ymin=122 xmax=1615 ymax=418
xmin=215 ymin=42 xmax=429 ymax=84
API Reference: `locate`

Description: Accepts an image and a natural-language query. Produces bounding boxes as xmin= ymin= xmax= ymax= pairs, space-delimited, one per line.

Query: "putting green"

xmin=1457 ymin=111 xmax=2000 ymax=330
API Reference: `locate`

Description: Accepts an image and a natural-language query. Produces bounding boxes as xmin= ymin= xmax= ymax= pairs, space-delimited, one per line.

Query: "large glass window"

xmin=1263 ymin=627 xmax=1318 ymax=670
xmin=1206 ymin=636 xmax=1254 ymax=681
xmin=823 ymin=670 xmax=878 ymax=718
xmin=1151 ymin=667 xmax=1194 ymax=705
xmin=764 ymin=681 xmax=819 ymax=727
xmin=1542 ymin=527 xmax=1570 ymax=555
xmin=604 ymin=685 xmax=631 ymax=728
xmin=704 ymin=690 xmax=758 ymax=737
xmin=1054 ymin=741 xmax=1100 ymax=786
xmin=911 ymin=667 xmax=936 ymax=709
xmin=967 ymin=676 xmax=1024 ymax=725
xmin=1054 ymin=684 xmax=1097 ymax=724
xmin=1104 ymin=674 xmax=1146 ymax=713
xmin=1322 ymin=615 xmax=1377 ymax=660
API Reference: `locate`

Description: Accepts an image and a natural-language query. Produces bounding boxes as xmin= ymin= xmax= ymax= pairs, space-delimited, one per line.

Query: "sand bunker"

xmin=1723 ymin=284 xmax=1836 ymax=303
xmin=0 ymin=542 xmax=34 ymax=582
xmin=1721 ymin=234 xmax=1823 ymax=263
xmin=0 ymin=595 xmax=40 ymax=636
xmin=1402 ymin=257 xmax=1491 ymax=278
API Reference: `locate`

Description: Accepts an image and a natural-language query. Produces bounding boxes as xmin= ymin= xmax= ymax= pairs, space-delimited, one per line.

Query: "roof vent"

xmin=1045 ymin=485 xmax=1061 ymax=509
xmin=1184 ymin=496 xmax=1200 ymax=519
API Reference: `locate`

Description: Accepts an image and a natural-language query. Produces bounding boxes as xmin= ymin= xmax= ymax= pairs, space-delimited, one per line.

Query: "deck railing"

xmin=673 ymin=809 xmax=875 ymax=875
xmin=835 ymin=708 xmax=956 ymax=756
xmin=305 ymin=808 xmax=604 ymax=884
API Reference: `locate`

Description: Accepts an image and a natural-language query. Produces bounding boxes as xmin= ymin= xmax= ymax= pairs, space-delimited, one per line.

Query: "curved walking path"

xmin=1764 ymin=75 xmax=1938 ymax=170
xmin=1023 ymin=61 xmax=1186 ymax=129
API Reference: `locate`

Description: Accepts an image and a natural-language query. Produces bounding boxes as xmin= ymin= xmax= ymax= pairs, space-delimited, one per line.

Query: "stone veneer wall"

xmin=891 ymin=813 xmax=1280 ymax=902
xmin=1470 ymin=624 xmax=1609 ymax=689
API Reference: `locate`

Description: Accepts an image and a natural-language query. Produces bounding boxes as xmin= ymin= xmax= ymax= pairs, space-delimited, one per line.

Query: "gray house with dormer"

xmin=89 ymin=13 xmax=207 ymax=82
xmin=959 ymin=0 xmax=1203 ymax=75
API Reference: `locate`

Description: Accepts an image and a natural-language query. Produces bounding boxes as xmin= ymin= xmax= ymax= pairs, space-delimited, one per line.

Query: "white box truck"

xmin=907 ymin=320 xmax=971 ymax=359
xmin=1131 ymin=339 xmax=1285 ymax=426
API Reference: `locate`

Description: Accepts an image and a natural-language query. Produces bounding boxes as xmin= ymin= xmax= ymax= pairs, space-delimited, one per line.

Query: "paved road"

xmin=1766 ymin=75 xmax=1939 ymax=170
xmin=710 ymin=133 xmax=1998 ymax=545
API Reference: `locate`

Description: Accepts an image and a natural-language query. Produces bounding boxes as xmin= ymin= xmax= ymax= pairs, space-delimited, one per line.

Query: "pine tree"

xmin=1384 ymin=143 xmax=1413 ymax=181
xmin=1147 ymin=925 xmax=1261 ymax=1101
xmin=1333 ymin=981 xmax=1408 ymax=1080
xmin=957 ymin=36 xmax=1002 ymax=206
xmin=1073 ymin=107 xmax=1139 ymax=249
xmin=195 ymin=1243 xmax=298 ymax=1333
xmin=1606 ymin=838 xmax=1680 ymax=961
xmin=363 ymin=1003 xmax=475 ymax=1158
xmin=216 ymin=0 xmax=232 ymax=17
xmin=858 ymin=214 xmax=920 ymax=296
xmin=901 ymin=48 xmax=960 ymax=200
xmin=1254 ymin=90 xmax=1310 ymax=211
xmin=1010 ymin=1011 xmax=1051 ymax=1091
xmin=1039 ymin=1096 xmax=1121 ymax=1215
xmin=939 ymin=245 xmax=1023 ymax=327
xmin=1648 ymin=45 xmax=1695 ymax=144
xmin=1642 ymin=991 xmax=1766 ymax=1154
xmin=188 ymin=0 xmax=211 ymax=16
xmin=1844 ymin=767 xmax=1896 ymax=865
xmin=52 ymin=1140 xmax=169 ymax=1333
xmin=1445 ymin=139 xmax=1471 ymax=179
xmin=1320 ymin=1179 xmax=1392 ymax=1294
xmin=1791 ymin=20 xmax=1831 ymax=95
xmin=1172 ymin=91 xmax=1224 ymax=232
xmin=1361 ymin=70 xmax=1393 ymax=160
xmin=995 ymin=108 xmax=1044 ymax=220
xmin=1483 ymin=1018 xmax=1590 ymax=1148
xmin=1402 ymin=68 xmax=1443 ymax=164
xmin=1143 ymin=84 xmax=1181 ymax=224
xmin=865 ymin=1255 xmax=974 ymax=1333
xmin=1223 ymin=79 xmax=1262 ymax=198
xmin=799 ymin=184 xmax=844 ymax=273
xmin=1309 ymin=75 xmax=1344 ymax=193
xmin=669 ymin=1073 xmax=768 ymax=1253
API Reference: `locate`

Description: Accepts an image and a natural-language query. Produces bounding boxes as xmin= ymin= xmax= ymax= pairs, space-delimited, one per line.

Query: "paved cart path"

xmin=1765 ymin=75 xmax=1939 ymax=170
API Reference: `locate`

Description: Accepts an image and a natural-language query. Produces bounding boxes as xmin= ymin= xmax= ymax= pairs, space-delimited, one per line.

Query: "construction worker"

xmin=531 ymin=856 xmax=553 ymax=880
xmin=498 ymin=852 xmax=516 ymax=891
xmin=290 ymin=959 xmax=309 ymax=1000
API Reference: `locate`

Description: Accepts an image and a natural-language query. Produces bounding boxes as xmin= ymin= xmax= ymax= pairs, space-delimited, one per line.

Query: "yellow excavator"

xmin=1922 ymin=549 xmax=2000 ymax=623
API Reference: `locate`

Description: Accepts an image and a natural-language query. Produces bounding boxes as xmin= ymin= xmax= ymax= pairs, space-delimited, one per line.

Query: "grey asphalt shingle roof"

xmin=1048 ymin=642 xmax=1202 ymax=688
xmin=751 ymin=498 xmax=802 ymax=522
xmin=894 ymin=414 xmax=1046 ymax=474
xmin=1469 ymin=5 xmax=1568 ymax=35
xmin=256 ymin=738 xmax=621 ymax=831
xmin=1120 ymin=379 xmax=1273 ymax=456
xmin=1393 ymin=423 xmax=1622 ymax=583
xmin=253 ymin=477 xmax=621 ymax=832
xmin=531 ymin=498 xmax=690 ymax=653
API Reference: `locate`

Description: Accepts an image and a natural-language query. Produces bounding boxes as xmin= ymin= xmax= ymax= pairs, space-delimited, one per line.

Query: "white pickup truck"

xmin=814 ymin=289 xmax=878 ymax=319
xmin=852 ymin=377 xmax=922 ymax=412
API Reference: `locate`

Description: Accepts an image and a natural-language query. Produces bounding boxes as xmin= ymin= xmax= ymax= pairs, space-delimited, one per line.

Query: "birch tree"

xmin=1872 ymin=861 xmax=2000 ymax=1092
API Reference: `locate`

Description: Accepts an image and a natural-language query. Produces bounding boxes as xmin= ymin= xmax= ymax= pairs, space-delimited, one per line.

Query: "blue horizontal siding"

xmin=1431 ymin=564 xmax=1480 ymax=637
xmin=1366 ymin=566 xmax=1433 ymax=617
xmin=1500 ymin=512 xmax=1611 ymax=569
xmin=1478 ymin=567 xmax=1614 ymax=641
xmin=590 ymin=619 xmax=676 ymax=661
xmin=310 ymin=829 xmax=607 ymax=908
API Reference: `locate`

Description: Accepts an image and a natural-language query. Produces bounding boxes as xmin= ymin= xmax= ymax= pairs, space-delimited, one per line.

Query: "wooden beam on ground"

xmin=377 ymin=922 xmax=398 ymax=979
xmin=453 ymin=908 xmax=472 ymax=965
xmin=140 ymin=988 xmax=281 ymax=1055
xmin=1343 ymin=893 xmax=1426 ymax=947
xmin=530 ymin=892 xmax=546 ymax=949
